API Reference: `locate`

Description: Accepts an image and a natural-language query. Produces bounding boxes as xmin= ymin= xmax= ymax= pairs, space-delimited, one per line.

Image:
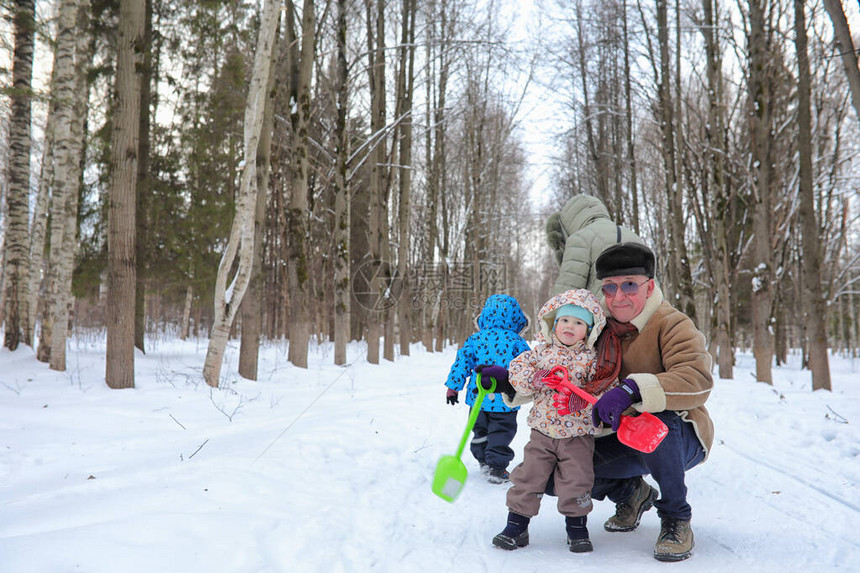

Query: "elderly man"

xmin=482 ymin=241 xmax=714 ymax=560
xmin=585 ymin=242 xmax=714 ymax=562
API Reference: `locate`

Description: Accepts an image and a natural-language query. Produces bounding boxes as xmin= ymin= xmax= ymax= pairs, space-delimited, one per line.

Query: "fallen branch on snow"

xmin=825 ymin=405 xmax=848 ymax=424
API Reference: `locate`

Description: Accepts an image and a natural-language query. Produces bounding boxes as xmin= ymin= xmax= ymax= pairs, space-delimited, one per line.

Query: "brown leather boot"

xmin=653 ymin=517 xmax=694 ymax=562
xmin=604 ymin=477 xmax=658 ymax=532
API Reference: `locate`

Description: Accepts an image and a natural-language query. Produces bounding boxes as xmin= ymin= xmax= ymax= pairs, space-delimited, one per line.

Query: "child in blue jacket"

xmin=445 ymin=294 xmax=531 ymax=483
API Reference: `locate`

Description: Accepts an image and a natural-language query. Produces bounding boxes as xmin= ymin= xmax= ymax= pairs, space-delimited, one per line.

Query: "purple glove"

xmin=475 ymin=364 xmax=515 ymax=397
xmin=592 ymin=379 xmax=641 ymax=431
xmin=446 ymin=388 xmax=459 ymax=405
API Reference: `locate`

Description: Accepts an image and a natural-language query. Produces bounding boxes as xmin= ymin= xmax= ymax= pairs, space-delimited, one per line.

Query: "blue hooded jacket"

xmin=445 ymin=294 xmax=531 ymax=412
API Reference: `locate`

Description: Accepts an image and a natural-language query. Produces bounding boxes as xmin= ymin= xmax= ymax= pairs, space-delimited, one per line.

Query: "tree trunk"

xmin=333 ymin=0 xmax=350 ymax=366
xmin=42 ymin=0 xmax=82 ymax=370
xmin=202 ymin=0 xmax=281 ymax=387
xmin=378 ymin=0 xmax=394 ymax=365
xmin=365 ymin=0 xmax=388 ymax=365
xmin=28 ymin=123 xmax=51 ymax=349
xmin=794 ymin=0 xmax=831 ymax=391
xmin=3 ymin=0 xmax=36 ymax=351
xmin=657 ymin=0 xmax=696 ymax=323
xmin=134 ymin=0 xmax=153 ymax=354
xmin=748 ymin=0 xmax=774 ymax=384
xmin=433 ymin=0 xmax=450 ymax=354
xmin=29 ymin=41 xmax=63 ymax=354
xmin=286 ymin=0 xmax=315 ymax=370
xmin=822 ymin=0 xmax=860 ymax=124
xmin=239 ymin=16 xmax=278 ymax=381
xmin=0 ymin=237 xmax=5 ymax=332
xmin=180 ymin=283 xmax=193 ymax=341
xmin=622 ymin=0 xmax=640 ymax=233
xmin=396 ymin=0 xmax=417 ymax=357
xmin=106 ymin=0 xmax=144 ymax=389
xmin=575 ymin=0 xmax=608 ymax=205
xmin=65 ymin=0 xmax=90 ymax=336
xmin=702 ymin=0 xmax=733 ymax=379
xmin=847 ymin=293 xmax=854 ymax=357
xmin=421 ymin=0 xmax=438 ymax=353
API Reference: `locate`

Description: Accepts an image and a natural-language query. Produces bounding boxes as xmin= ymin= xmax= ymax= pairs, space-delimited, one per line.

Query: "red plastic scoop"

xmin=543 ymin=365 xmax=668 ymax=453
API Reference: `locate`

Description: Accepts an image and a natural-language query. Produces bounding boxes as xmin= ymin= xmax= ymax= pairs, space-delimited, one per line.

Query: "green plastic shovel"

xmin=432 ymin=374 xmax=497 ymax=503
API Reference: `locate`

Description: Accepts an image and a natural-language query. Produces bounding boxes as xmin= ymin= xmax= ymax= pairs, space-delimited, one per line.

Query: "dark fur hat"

xmin=595 ymin=242 xmax=656 ymax=279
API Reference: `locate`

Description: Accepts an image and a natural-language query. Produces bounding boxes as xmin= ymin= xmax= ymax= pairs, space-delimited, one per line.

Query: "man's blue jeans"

xmin=590 ymin=411 xmax=705 ymax=520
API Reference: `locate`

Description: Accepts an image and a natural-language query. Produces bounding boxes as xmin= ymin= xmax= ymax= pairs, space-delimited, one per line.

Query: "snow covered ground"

xmin=1 ymin=334 xmax=859 ymax=572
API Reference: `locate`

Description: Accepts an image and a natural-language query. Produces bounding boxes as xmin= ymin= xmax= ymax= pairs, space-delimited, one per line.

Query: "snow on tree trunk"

xmin=202 ymin=0 xmax=280 ymax=388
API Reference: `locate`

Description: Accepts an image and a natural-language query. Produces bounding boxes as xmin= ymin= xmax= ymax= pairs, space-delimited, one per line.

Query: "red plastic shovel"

xmin=543 ymin=365 xmax=668 ymax=453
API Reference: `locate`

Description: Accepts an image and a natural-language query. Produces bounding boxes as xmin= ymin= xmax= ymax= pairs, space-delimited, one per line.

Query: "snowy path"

xmin=0 ymin=339 xmax=859 ymax=572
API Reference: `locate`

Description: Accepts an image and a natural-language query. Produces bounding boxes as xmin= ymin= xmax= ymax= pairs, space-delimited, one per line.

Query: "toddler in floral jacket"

xmin=492 ymin=288 xmax=607 ymax=553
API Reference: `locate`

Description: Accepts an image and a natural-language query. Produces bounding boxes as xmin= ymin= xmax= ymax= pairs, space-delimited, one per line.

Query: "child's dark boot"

xmin=565 ymin=515 xmax=593 ymax=553
xmin=492 ymin=512 xmax=530 ymax=550
xmin=487 ymin=466 xmax=510 ymax=484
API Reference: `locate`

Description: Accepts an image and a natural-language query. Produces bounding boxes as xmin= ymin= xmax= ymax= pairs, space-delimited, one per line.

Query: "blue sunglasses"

xmin=601 ymin=279 xmax=650 ymax=297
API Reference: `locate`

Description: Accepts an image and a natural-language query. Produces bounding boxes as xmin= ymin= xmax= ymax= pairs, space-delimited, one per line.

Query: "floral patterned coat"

xmin=505 ymin=289 xmax=608 ymax=439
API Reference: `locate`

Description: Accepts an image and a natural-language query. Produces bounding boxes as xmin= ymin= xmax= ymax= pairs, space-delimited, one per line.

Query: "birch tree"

xmin=26 ymin=43 xmax=60 ymax=347
xmin=40 ymin=0 xmax=84 ymax=369
xmin=239 ymin=14 xmax=279 ymax=381
xmin=3 ymin=0 xmax=36 ymax=350
xmin=202 ymin=0 xmax=281 ymax=387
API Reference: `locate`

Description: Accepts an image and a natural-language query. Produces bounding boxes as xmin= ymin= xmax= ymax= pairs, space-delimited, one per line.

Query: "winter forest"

xmin=1 ymin=0 xmax=859 ymax=390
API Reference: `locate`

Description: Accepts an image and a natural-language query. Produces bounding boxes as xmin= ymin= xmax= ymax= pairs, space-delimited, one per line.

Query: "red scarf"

xmin=584 ymin=318 xmax=637 ymax=394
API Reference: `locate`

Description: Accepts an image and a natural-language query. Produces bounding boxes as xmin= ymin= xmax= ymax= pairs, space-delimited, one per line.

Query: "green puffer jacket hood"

xmin=548 ymin=195 xmax=646 ymax=296
xmin=559 ymin=195 xmax=612 ymax=236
